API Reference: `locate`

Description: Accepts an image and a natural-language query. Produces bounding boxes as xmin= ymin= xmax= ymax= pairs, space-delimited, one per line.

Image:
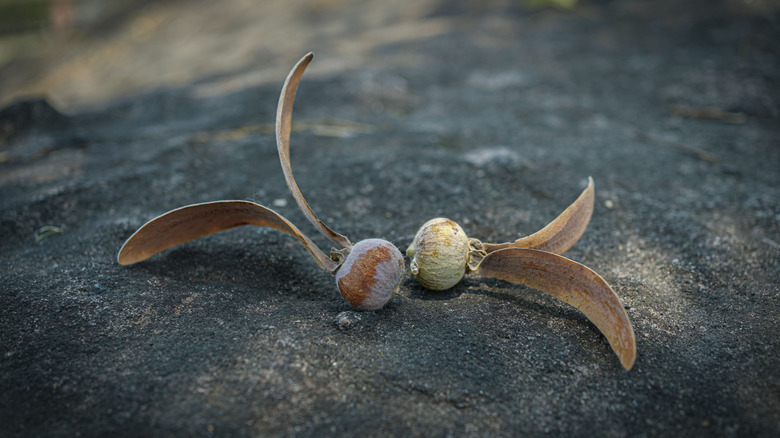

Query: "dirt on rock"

xmin=1 ymin=0 xmax=779 ymax=436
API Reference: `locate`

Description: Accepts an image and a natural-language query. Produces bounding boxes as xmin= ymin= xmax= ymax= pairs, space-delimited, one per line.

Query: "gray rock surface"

xmin=1 ymin=0 xmax=778 ymax=436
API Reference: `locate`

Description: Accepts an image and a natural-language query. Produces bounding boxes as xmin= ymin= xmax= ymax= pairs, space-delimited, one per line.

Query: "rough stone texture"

xmin=1 ymin=0 xmax=779 ymax=436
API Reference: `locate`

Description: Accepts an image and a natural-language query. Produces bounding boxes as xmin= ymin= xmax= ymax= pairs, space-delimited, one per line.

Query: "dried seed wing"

xmin=475 ymin=248 xmax=636 ymax=370
xmin=276 ymin=52 xmax=351 ymax=248
xmin=117 ymin=200 xmax=337 ymax=272
xmin=484 ymin=177 xmax=594 ymax=255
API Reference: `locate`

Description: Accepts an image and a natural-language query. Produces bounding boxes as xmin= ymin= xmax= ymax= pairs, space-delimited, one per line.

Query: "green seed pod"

xmin=406 ymin=218 xmax=470 ymax=291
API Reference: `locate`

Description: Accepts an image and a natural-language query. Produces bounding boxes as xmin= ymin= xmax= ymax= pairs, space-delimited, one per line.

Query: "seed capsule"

xmin=408 ymin=178 xmax=595 ymax=291
xmin=404 ymin=180 xmax=638 ymax=370
xmin=118 ymin=53 xmax=408 ymax=312
xmin=277 ymin=53 xmax=407 ymax=311
xmin=406 ymin=218 xmax=471 ymax=291
xmin=335 ymin=239 xmax=405 ymax=310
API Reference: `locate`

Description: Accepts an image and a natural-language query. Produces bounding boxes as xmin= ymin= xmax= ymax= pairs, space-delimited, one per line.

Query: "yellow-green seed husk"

xmin=406 ymin=217 xmax=470 ymax=291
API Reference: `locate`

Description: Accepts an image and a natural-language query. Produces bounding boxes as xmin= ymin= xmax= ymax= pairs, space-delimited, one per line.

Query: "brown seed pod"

xmin=407 ymin=179 xmax=637 ymax=370
xmin=117 ymin=52 xmax=405 ymax=312
xmin=333 ymin=239 xmax=405 ymax=311
xmin=276 ymin=52 xmax=406 ymax=310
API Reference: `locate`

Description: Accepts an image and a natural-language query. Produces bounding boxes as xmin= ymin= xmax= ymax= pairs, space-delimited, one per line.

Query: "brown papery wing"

xmin=483 ymin=177 xmax=594 ymax=255
xmin=276 ymin=52 xmax=352 ymax=248
xmin=117 ymin=200 xmax=337 ymax=272
xmin=475 ymin=248 xmax=636 ymax=370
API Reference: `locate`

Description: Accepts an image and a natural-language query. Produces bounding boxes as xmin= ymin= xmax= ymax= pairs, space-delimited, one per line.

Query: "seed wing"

xmin=117 ymin=200 xmax=337 ymax=272
xmin=276 ymin=52 xmax=352 ymax=248
xmin=475 ymin=247 xmax=636 ymax=370
xmin=484 ymin=177 xmax=594 ymax=254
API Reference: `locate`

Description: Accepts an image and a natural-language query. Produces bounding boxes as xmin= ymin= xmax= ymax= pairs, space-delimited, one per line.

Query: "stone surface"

xmin=1 ymin=0 xmax=779 ymax=436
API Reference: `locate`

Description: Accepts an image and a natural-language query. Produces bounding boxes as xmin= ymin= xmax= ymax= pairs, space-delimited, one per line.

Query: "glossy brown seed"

xmin=335 ymin=239 xmax=405 ymax=311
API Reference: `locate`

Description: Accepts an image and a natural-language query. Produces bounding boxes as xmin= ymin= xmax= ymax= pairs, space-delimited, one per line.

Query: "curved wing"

xmin=475 ymin=247 xmax=636 ymax=370
xmin=117 ymin=200 xmax=337 ymax=272
xmin=275 ymin=52 xmax=352 ymax=248
xmin=483 ymin=177 xmax=594 ymax=255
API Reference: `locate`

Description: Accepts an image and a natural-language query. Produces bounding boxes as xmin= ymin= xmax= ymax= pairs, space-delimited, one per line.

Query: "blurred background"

xmin=2 ymin=0 xmax=779 ymax=112
xmin=1 ymin=2 xmax=779 ymax=436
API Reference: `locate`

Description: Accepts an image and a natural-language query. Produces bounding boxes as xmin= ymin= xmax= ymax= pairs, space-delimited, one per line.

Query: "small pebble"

xmin=335 ymin=311 xmax=362 ymax=330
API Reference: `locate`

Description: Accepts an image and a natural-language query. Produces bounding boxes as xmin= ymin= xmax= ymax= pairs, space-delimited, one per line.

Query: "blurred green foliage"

xmin=0 ymin=0 xmax=50 ymax=34
xmin=525 ymin=0 xmax=579 ymax=10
